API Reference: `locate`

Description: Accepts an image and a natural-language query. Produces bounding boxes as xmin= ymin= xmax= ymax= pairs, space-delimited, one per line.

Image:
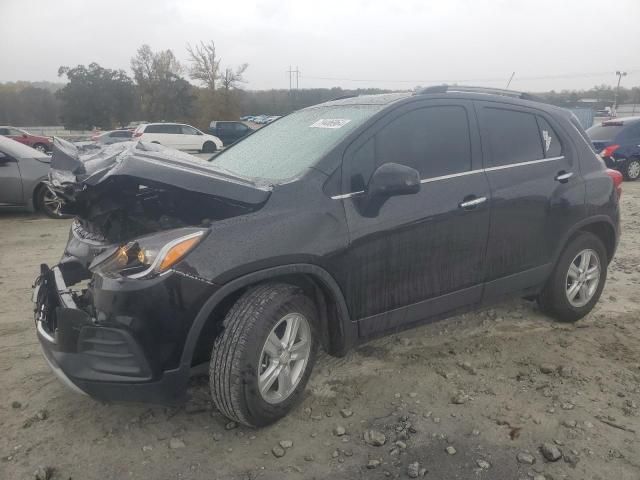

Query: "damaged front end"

xmin=33 ymin=138 xmax=271 ymax=402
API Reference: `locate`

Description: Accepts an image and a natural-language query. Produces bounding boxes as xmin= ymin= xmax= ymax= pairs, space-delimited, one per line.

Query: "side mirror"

xmin=367 ymin=163 xmax=420 ymax=197
xmin=22 ymin=133 xmax=28 ymax=138
xmin=0 ymin=152 xmax=14 ymax=164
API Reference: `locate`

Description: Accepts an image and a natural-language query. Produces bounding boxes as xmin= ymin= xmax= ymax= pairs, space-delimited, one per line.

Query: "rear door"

xmin=180 ymin=125 xmax=202 ymax=150
xmin=340 ymin=99 xmax=491 ymax=336
xmin=476 ymin=101 xmax=585 ymax=301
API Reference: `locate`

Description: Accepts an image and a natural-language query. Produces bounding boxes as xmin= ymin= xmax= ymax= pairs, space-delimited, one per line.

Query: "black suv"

xmin=587 ymin=116 xmax=640 ymax=181
xmin=208 ymin=120 xmax=252 ymax=146
xmin=34 ymin=87 xmax=621 ymax=427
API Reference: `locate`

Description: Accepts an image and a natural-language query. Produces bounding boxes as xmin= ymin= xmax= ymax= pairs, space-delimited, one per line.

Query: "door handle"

xmin=555 ymin=171 xmax=573 ymax=183
xmin=459 ymin=196 xmax=487 ymax=210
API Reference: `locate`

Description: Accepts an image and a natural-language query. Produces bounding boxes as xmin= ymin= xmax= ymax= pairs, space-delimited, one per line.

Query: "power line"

xmin=299 ymin=69 xmax=640 ymax=85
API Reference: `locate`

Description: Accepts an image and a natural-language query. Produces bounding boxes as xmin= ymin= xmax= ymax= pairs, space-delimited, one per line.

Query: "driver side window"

xmin=345 ymin=105 xmax=472 ymax=193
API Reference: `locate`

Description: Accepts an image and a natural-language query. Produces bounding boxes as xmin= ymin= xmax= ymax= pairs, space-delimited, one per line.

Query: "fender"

xmin=179 ymin=263 xmax=356 ymax=370
xmin=551 ymin=214 xmax=619 ymax=265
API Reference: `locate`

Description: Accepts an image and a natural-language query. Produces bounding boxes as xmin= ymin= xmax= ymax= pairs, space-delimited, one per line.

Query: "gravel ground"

xmin=1 ymin=183 xmax=639 ymax=480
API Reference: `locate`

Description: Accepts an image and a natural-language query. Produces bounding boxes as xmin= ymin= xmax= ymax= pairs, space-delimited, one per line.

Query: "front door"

xmin=475 ymin=101 xmax=585 ymax=301
xmin=0 ymin=150 xmax=24 ymax=205
xmin=339 ymin=99 xmax=491 ymax=336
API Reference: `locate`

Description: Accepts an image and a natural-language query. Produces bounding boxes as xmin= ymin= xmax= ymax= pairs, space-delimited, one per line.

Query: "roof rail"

xmin=415 ymin=85 xmax=541 ymax=102
xmin=329 ymin=94 xmax=359 ymax=101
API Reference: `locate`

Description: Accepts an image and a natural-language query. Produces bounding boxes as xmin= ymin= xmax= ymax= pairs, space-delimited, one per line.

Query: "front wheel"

xmin=209 ymin=284 xmax=318 ymax=427
xmin=36 ymin=184 xmax=68 ymax=218
xmin=624 ymin=158 xmax=640 ymax=181
xmin=538 ymin=232 xmax=607 ymax=322
xmin=33 ymin=143 xmax=48 ymax=153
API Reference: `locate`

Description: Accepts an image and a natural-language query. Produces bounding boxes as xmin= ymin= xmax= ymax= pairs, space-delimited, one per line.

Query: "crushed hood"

xmin=49 ymin=138 xmax=272 ymax=244
xmin=50 ymin=137 xmax=272 ymax=205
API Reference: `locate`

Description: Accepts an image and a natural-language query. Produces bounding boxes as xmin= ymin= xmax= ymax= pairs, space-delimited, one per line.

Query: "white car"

xmin=133 ymin=123 xmax=223 ymax=153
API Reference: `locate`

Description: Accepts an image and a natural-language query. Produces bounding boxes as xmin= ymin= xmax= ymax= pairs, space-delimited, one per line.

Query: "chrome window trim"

xmin=483 ymin=155 xmax=564 ymax=172
xmin=420 ymin=169 xmax=481 ymax=184
xmin=332 ymin=156 xmax=564 ymax=199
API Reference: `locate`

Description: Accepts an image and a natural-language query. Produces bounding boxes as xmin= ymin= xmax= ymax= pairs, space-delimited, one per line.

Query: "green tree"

xmin=56 ymin=63 xmax=136 ymax=129
xmin=131 ymin=45 xmax=194 ymax=122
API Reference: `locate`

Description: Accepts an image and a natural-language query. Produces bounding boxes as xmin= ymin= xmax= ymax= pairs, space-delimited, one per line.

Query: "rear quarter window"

xmin=536 ymin=116 xmax=563 ymax=158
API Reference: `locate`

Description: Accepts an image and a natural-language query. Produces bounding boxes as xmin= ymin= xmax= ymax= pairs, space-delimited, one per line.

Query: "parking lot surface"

xmin=1 ymin=183 xmax=639 ymax=480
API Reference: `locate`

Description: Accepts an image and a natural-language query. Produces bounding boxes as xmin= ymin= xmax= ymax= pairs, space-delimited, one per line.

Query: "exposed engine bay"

xmin=48 ymin=138 xmax=271 ymax=243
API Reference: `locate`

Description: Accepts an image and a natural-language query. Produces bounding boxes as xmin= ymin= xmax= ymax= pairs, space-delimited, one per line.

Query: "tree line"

xmin=0 ymin=42 xmax=638 ymax=131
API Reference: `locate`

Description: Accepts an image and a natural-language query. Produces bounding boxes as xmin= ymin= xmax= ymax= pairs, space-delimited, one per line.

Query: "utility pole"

xmin=613 ymin=70 xmax=627 ymax=117
xmin=287 ymin=66 xmax=301 ymax=92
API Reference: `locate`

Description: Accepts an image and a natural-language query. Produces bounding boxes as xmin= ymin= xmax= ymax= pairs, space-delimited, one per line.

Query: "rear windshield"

xmin=587 ymin=123 xmax=624 ymax=141
xmin=212 ymin=105 xmax=384 ymax=181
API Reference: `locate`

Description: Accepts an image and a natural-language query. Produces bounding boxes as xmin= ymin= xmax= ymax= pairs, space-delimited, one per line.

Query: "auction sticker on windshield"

xmin=309 ymin=119 xmax=351 ymax=129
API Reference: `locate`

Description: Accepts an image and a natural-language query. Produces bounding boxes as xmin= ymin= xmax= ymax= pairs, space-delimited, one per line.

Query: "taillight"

xmin=601 ymin=144 xmax=620 ymax=157
xmin=606 ymin=168 xmax=623 ymax=199
xmin=133 ymin=131 xmax=142 ymax=138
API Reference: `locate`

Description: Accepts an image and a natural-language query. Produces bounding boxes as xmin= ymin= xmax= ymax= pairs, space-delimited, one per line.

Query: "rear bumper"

xmin=34 ymin=264 xmax=192 ymax=404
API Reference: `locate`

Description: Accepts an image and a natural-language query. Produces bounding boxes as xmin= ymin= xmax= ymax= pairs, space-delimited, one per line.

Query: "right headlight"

xmin=90 ymin=228 xmax=207 ymax=279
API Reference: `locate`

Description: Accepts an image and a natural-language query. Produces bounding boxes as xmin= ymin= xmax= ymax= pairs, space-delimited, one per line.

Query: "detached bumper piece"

xmin=33 ymin=263 xmax=187 ymax=404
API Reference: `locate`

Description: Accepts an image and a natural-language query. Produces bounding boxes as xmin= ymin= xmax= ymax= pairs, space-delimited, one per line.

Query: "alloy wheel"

xmin=565 ymin=248 xmax=601 ymax=308
xmin=257 ymin=312 xmax=311 ymax=404
xmin=627 ymin=160 xmax=640 ymax=180
xmin=42 ymin=187 xmax=65 ymax=217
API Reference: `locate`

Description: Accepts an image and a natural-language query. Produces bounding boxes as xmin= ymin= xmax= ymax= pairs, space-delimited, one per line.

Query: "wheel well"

xmin=32 ymin=183 xmax=46 ymax=211
xmin=190 ymin=273 xmax=343 ymax=367
xmin=578 ymin=221 xmax=616 ymax=261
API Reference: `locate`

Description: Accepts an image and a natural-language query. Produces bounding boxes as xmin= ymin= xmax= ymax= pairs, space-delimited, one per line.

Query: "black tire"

xmin=624 ymin=158 xmax=640 ymax=181
xmin=202 ymin=141 xmax=217 ymax=153
xmin=538 ymin=231 xmax=607 ymax=322
xmin=209 ymin=283 xmax=318 ymax=427
xmin=35 ymin=184 xmax=68 ymax=219
xmin=33 ymin=143 xmax=48 ymax=153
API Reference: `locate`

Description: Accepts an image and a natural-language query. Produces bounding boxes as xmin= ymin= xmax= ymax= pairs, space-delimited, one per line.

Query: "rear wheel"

xmin=209 ymin=283 xmax=318 ymax=427
xmin=202 ymin=141 xmax=217 ymax=153
xmin=538 ymin=232 xmax=607 ymax=322
xmin=624 ymin=158 xmax=640 ymax=181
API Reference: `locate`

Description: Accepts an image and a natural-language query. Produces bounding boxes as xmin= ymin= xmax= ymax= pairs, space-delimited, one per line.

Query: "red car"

xmin=0 ymin=126 xmax=53 ymax=153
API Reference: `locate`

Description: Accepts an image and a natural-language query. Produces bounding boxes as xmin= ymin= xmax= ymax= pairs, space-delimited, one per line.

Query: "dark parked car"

xmin=34 ymin=87 xmax=621 ymax=427
xmin=0 ymin=126 xmax=53 ymax=153
xmin=91 ymin=129 xmax=133 ymax=145
xmin=0 ymin=136 xmax=66 ymax=217
xmin=587 ymin=116 xmax=640 ymax=180
xmin=208 ymin=121 xmax=252 ymax=146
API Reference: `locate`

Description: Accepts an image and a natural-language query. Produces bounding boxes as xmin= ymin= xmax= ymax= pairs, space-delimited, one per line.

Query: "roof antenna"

xmin=505 ymin=72 xmax=515 ymax=89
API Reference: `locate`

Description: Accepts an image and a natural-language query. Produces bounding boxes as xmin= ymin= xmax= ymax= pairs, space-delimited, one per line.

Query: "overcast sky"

xmin=1 ymin=0 xmax=639 ymax=92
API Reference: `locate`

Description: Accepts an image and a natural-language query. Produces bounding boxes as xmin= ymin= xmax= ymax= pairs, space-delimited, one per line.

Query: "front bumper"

xmin=33 ymin=263 xmax=200 ymax=404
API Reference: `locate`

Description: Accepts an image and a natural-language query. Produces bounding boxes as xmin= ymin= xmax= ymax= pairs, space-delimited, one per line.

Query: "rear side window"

xmin=146 ymin=124 xmax=180 ymax=134
xmin=536 ymin=116 xmax=563 ymax=158
xmin=586 ymin=123 xmax=624 ymax=141
xmin=111 ymin=131 xmax=131 ymax=138
xmin=483 ymin=108 xmax=543 ymax=167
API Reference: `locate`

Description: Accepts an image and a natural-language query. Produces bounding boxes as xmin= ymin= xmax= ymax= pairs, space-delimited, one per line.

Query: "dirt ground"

xmin=1 ymin=184 xmax=639 ymax=480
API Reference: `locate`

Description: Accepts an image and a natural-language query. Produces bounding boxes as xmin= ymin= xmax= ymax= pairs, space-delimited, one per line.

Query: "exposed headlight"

xmin=90 ymin=228 xmax=206 ymax=279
